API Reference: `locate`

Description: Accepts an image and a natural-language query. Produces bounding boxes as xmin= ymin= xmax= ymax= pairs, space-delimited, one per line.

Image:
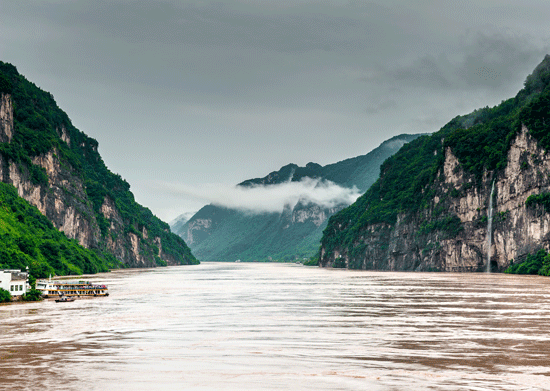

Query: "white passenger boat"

xmin=36 ymin=279 xmax=109 ymax=298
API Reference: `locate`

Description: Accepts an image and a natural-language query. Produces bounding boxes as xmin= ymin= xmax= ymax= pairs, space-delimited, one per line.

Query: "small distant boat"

xmin=55 ymin=296 xmax=75 ymax=303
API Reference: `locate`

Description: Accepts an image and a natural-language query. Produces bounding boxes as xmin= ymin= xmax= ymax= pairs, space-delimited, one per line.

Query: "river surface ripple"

xmin=1 ymin=262 xmax=550 ymax=391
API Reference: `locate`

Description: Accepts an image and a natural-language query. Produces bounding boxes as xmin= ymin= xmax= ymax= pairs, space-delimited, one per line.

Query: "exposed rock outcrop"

xmin=0 ymin=86 xmax=196 ymax=268
xmin=184 ymin=218 xmax=212 ymax=245
xmin=320 ymin=126 xmax=550 ymax=272
xmin=0 ymin=92 xmax=13 ymax=143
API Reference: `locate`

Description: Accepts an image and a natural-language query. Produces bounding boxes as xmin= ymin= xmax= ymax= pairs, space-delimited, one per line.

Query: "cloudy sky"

xmin=1 ymin=0 xmax=549 ymax=221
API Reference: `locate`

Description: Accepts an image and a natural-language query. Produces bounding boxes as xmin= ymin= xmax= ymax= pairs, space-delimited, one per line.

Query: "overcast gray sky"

xmin=1 ymin=0 xmax=549 ymax=221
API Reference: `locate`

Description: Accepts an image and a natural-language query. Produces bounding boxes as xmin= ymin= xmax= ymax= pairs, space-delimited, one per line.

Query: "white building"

xmin=0 ymin=269 xmax=29 ymax=296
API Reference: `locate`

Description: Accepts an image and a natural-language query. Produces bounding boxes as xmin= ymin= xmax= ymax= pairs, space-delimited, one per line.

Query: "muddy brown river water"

xmin=1 ymin=262 xmax=550 ymax=390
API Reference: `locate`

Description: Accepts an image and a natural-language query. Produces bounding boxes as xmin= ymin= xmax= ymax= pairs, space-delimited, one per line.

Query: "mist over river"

xmin=1 ymin=263 xmax=550 ymax=390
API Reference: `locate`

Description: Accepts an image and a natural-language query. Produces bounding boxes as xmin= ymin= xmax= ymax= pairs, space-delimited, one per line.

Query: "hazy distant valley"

xmin=170 ymin=134 xmax=422 ymax=262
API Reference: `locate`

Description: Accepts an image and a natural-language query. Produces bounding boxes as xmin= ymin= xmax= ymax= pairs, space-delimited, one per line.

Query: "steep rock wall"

xmin=0 ymin=93 xmax=184 ymax=268
xmin=0 ymin=93 xmax=13 ymax=143
xmin=291 ymin=204 xmax=341 ymax=227
xmin=321 ymin=126 xmax=550 ymax=271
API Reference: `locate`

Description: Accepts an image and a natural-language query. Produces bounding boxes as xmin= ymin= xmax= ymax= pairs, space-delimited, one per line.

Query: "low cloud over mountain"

xmin=163 ymin=177 xmax=361 ymax=214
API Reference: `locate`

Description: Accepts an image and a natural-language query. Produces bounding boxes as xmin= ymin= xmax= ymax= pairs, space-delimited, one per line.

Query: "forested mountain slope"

xmin=173 ymin=134 xmax=422 ymax=262
xmin=320 ymin=55 xmax=550 ymax=272
xmin=0 ymin=182 xmax=114 ymax=276
xmin=0 ymin=62 xmax=197 ymax=276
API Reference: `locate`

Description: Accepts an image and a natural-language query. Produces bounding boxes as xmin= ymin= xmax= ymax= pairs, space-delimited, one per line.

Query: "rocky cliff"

xmin=0 ymin=92 xmax=13 ymax=143
xmin=320 ymin=55 xmax=550 ymax=272
xmin=0 ymin=62 xmax=197 ymax=270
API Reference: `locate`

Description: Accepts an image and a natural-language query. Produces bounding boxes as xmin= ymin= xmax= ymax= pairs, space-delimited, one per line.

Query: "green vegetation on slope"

xmin=0 ymin=182 xmax=118 ymax=277
xmin=0 ymin=61 xmax=197 ymax=271
xmin=445 ymin=54 xmax=550 ymax=178
xmin=525 ymin=192 xmax=550 ymax=212
xmin=505 ymin=248 xmax=550 ymax=276
xmin=0 ymin=73 xmax=12 ymax=94
xmin=321 ymin=130 xmax=453 ymax=255
xmin=187 ymin=205 xmax=323 ymax=262
xmin=0 ymin=288 xmax=11 ymax=303
xmin=321 ymin=55 xmax=550 ymax=260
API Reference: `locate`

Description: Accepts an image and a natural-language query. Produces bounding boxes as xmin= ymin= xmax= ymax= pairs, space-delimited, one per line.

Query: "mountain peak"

xmin=305 ymin=162 xmax=322 ymax=170
xmin=521 ymin=54 xmax=550 ymax=97
xmin=380 ymin=133 xmax=428 ymax=151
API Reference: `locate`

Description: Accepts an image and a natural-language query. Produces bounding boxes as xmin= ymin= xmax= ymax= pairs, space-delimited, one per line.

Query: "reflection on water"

xmin=1 ymin=263 xmax=550 ymax=390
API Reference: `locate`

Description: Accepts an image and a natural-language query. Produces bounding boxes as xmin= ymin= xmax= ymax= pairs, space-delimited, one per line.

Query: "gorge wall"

xmin=320 ymin=55 xmax=550 ymax=272
xmin=0 ymin=80 xmax=196 ymax=269
xmin=320 ymin=126 xmax=550 ymax=272
xmin=0 ymin=92 xmax=13 ymax=143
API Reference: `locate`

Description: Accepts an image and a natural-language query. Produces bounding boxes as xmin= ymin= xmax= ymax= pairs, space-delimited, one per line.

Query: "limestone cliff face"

xmin=0 ymin=92 xmax=192 ymax=268
xmin=184 ymin=218 xmax=212 ymax=245
xmin=0 ymin=93 xmax=13 ymax=143
xmin=291 ymin=203 xmax=340 ymax=227
xmin=320 ymin=126 xmax=550 ymax=272
xmin=292 ymin=207 xmax=325 ymax=227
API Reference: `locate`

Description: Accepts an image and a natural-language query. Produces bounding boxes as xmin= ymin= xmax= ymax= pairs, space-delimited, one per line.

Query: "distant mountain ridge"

xmin=239 ymin=135 xmax=417 ymax=192
xmin=171 ymin=133 xmax=423 ymax=262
